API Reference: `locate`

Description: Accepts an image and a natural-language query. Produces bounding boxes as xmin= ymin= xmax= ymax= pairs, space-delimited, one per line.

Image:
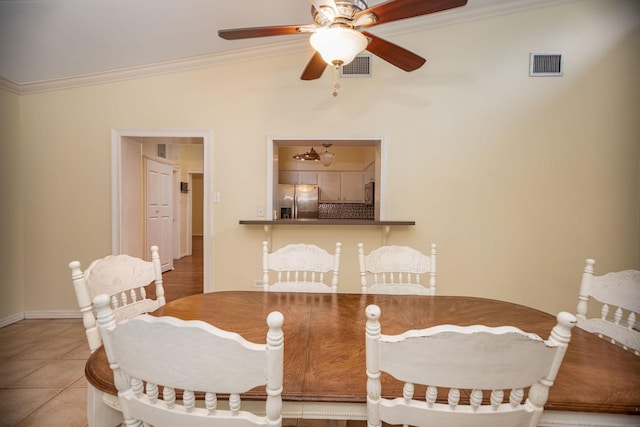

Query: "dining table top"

xmin=85 ymin=291 xmax=640 ymax=416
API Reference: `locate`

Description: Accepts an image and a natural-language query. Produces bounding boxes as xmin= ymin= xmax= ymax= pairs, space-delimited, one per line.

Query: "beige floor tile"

xmin=69 ymin=376 xmax=88 ymax=388
xmin=0 ymin=360 xmax=47 ymax=388
xmin=14 ymin=387 xmax=87 ymax=427
xmin=11 ymin=321 xmax=78 ymax=339
xmin=0 ymin=387 xmax=62 ymax=427
xmin=0 ymin=323 xmax=28 ymax=340
xmin=42 ymin=318 xmax=83 ymax=324
xmin=0 ymin=336 xmax=35 ymax=361
xmin=13 ymin=336 xmax=87 ymax=360
xmin=60 ymin=342 xmax=91 ymax=361
xmin=55 ymin=322 xmax=86 ymax=337
xmin=13 ymin=360 xmax=86 ymax=388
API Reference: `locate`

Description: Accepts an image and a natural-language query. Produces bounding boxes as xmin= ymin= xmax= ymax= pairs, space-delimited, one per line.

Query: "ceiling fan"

xmin=218 ymin=0 xmax=468 ymax=82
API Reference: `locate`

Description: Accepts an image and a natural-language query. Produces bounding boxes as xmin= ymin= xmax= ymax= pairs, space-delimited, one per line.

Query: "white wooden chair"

xmin=364 ymin=304 xmax=576 ymax=427
xmin=576 ymin=258 xmax=640 ymax=355
xmin=69 ymin=246 xmax=166 ymax=352
xmin=93 ymin=293 xmax=284 ymax=427
xmin=262 ymin=241 xmax=342 ymax=293
xmin=358 ymin=243 xmax=436 ymax=295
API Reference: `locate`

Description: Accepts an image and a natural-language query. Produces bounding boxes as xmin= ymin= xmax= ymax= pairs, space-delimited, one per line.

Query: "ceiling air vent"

xmin=340 ymin=54 xmax=372 ymax=78
xmin=530 ymin=53 xmax=563 ymax=76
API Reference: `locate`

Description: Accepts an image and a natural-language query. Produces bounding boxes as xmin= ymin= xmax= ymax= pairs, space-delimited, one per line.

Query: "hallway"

xmin=160 ymin=235 xmax=204 ymax=301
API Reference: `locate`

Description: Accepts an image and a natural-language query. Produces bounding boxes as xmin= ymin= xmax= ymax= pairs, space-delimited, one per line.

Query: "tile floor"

xmin=0 ymin=319 xmax=89 ymax=427
xmin=0 ymin=318 xmax=371 ymax=427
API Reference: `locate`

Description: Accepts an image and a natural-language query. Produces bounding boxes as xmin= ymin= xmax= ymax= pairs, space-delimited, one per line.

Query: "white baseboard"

xmin=24 ymin=310 xmax=82 ymax=319
xmin=0 ymin=312 xmax=25 ymax=328
xmin=0 ymin=310 xmax=82 ymax=328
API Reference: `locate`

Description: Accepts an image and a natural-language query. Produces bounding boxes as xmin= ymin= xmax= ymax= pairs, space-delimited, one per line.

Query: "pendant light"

xmin=319 ymin=143 xmax=335 ymax=167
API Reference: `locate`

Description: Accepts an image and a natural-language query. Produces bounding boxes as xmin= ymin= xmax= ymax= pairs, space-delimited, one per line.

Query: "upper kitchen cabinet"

xmin=319 ymin=172 xmax=364 ymax=203
xmin=279 ymin=171 xmax=318 ymax=185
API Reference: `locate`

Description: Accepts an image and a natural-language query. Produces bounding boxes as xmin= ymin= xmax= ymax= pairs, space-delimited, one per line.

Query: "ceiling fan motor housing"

xmin=312 ymin=0 xmax=369 ymax=26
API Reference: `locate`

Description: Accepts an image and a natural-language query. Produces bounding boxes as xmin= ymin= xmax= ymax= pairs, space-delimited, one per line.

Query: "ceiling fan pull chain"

xmin=332 ymin=65 xmax=341 ymax=97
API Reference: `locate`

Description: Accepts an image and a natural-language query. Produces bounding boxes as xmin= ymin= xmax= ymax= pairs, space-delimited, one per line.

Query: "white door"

xmin=146 ymin=158 xmax=174 ymax=272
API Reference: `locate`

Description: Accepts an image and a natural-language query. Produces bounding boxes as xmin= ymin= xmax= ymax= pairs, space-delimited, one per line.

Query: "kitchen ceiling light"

xmin=310 ymin=26 xmax=368 ymax=67
xmin=319 ymin=143 xmax=335 ymax=167
xmin=293 ymin=147 xmax=320 ymax=162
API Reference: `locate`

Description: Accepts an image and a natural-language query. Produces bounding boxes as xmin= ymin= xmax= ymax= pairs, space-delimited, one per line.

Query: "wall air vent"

xmin=530 ymin=53 xmax=563 ymax=76
xmin=340 ymin=54 xmax=372 ymax=78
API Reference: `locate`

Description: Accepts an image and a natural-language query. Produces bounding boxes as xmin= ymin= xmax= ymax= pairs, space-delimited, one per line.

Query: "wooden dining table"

xmin=85 ymin=291 xmax=640 ymax=427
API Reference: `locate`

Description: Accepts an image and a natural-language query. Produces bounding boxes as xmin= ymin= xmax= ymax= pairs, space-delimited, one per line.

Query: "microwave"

xmin=364 ymin=182 xmax=374 ymax=205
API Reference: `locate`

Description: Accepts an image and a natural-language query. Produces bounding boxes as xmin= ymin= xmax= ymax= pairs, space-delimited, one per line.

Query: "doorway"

xmin=111 ymin=128 xmax=214 ymax=292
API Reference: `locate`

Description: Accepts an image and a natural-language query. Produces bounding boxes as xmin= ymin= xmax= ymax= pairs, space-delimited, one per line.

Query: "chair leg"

xmin=87 ymin=384 xmax=124 ymax=427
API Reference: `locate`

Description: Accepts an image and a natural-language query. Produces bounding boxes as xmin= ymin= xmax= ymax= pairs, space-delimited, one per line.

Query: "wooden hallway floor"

xmin=159 ymin=235 xmax=204 ymax=302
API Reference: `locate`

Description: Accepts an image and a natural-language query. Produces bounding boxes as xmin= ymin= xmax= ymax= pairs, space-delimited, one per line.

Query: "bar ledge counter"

xmin=239 ymin=219 xmax=415 ymax=246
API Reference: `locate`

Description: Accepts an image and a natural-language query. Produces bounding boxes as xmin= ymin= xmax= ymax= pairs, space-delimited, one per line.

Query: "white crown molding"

xmin=14 ymin=40 xmax=311 ymax=95
xmin=5 ymin=0 xmax=575 ymax=95
xmin=0 ymin=77 xmax=22 ymax=95
xmin=378 ymin=0 xmax=575 ymax=35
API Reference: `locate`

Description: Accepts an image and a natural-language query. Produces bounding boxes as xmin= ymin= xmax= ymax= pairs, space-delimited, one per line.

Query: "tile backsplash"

xmin=319 ymin=203 xmax=374 ymax=220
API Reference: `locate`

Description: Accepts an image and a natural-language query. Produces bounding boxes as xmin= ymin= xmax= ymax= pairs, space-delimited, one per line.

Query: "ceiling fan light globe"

xmin=310 ymin=27 xmax=367 ymax=66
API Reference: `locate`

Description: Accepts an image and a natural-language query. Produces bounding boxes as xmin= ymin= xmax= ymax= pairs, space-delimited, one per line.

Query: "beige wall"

xmin=3 ymin=0 xmax=639 ymax=320
xmin=0 ymin=87 xmax=25 ymax=320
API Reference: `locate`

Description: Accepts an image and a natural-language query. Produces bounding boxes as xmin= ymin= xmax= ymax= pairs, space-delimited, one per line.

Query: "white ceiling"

xmin=0 ymin=0 xmax=572 ymax=89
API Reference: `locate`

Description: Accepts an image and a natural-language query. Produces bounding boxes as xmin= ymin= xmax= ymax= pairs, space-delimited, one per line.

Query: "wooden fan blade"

xmin=362 ymin=31 xmax=426 ymax=72
xmin=356 ymin=0 xmax=468 ymax=27
xmin=218 ymin=25 xmax=306 ymax=40
xmin=301 ymin=52 xmax=328 ymax=80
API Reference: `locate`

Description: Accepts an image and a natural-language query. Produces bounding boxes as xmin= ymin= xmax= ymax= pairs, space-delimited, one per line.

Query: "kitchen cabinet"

xmin=279 ymin=171 xmax=318 ymax=185
xmin=364 ymin=162 xmax=375 ymax=183
xmin=341 ymin=172 xmax=364 ymax=202
xmin=318 ymin=172 xmax=364 ymax=203
xmin=318 ymin=172 xmax=341 ymax=202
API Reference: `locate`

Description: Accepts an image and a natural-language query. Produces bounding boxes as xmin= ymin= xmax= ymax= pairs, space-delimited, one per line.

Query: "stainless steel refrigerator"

xmin=278 ymin=184 xmax=319 ymax=219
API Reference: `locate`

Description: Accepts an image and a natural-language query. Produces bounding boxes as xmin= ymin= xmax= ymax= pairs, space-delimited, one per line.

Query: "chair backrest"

xmin=262 ymin=241 xmax=342 ymax=293
xmin=576 ymin=258 xmax=640 ymax=355
xmin=365 ymin=304 xmax=576 ymax=427
xmin=93 ymin=294 xmax=284 ymax=427
xmin=358 ymin=243 xmax=437 ymax=295
xmin=69 ymin=246 xmax=165 ymax=352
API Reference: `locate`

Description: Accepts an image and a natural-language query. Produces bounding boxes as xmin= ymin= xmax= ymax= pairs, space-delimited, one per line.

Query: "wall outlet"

xmin=256 ymin=207 xmax=265 ymax=217
xmin=254 ymin=280 xmax=264 ymax=288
